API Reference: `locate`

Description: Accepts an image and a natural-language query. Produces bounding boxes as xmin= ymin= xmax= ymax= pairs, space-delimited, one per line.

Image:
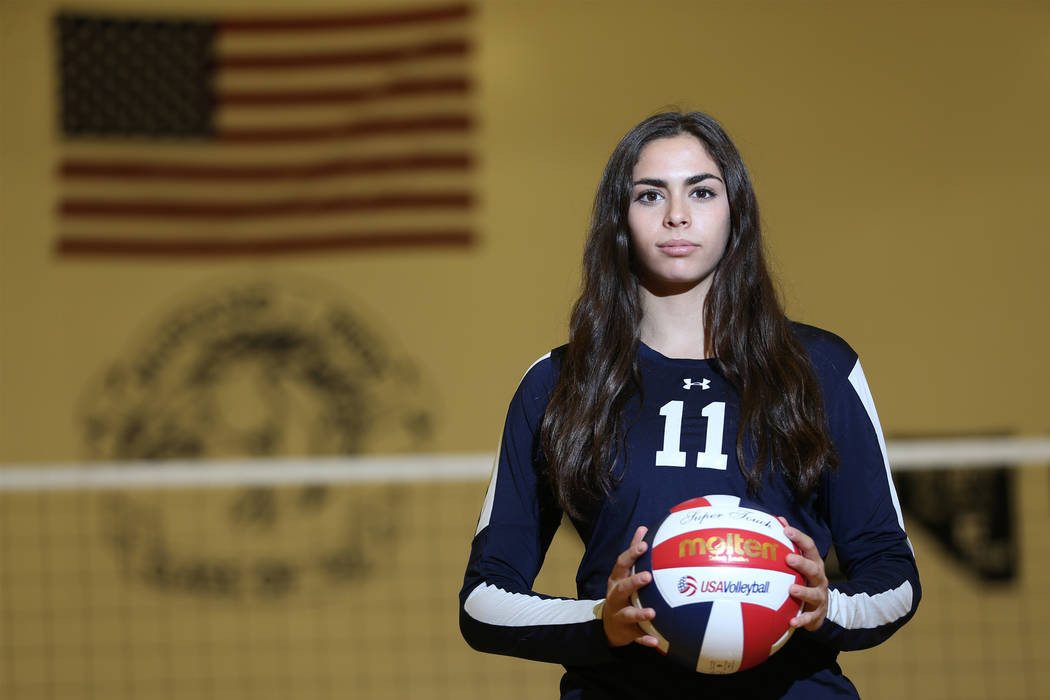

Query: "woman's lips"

xmin=658 ymin=239 xmax=698 ymax=256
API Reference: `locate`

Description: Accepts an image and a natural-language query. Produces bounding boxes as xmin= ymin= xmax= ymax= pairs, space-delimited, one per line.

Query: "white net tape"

xmin=1 ymin=437 xmax=1048 ymax=491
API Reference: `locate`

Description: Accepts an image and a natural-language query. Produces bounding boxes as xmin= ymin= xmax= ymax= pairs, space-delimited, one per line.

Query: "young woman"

xmin=459 ymin=111 xmax=920 ymax=698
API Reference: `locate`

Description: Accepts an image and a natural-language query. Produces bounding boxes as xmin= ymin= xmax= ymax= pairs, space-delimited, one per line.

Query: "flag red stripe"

xmin=217 ymin=4 xmax=472 ymax=34
xmin=217 ymin=114 xmax=472 ymax=143
xmin=219 ymin=77 xmax=471 ymax=106
xmin=219 ymin=39 xmax=469 ymax=70
xmin=57 ymin=230 xmax=475 ymax=256
xmin=62 ymin=193 xmax=472 ymax=219
xmin=61 ymin=154 xmax=473 ymax=181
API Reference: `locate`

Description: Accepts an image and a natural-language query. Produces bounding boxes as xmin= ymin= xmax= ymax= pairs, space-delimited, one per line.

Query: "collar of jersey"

xmin=638 ymin=341 xmax=714 ymax=367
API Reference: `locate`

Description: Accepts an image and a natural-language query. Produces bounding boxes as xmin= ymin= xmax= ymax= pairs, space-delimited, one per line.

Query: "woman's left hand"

xmin=778 ymin=517 xmax=829 ymax=631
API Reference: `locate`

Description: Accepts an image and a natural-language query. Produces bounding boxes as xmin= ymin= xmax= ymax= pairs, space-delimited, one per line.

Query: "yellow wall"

xmin=3 ymin=0 xmax=1049 ymax=463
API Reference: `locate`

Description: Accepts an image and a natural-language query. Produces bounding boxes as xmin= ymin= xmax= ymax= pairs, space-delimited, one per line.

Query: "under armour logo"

xmin=683 ymin=378 xmax=710 ymax=390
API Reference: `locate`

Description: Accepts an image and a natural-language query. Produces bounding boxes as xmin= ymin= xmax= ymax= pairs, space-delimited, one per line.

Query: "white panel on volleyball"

xmin=702 ymin=494 xmax=740 ymax=507
xmin=651 ymin=566 xmax=796 ymax=611
xmin=698 ymin=601 xmax=743 ymax=674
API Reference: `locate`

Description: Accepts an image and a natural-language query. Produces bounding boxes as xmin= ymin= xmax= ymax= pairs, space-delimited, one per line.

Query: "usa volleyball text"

xmin=698 ymin=580 xmax=771 ymax=595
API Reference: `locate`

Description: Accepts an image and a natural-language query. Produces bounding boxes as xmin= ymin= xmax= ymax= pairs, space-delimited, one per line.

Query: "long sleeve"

xmin=807 ymin=347 xmax=922 ymax=650
xmin=458 ymin=351 xmax=616 ymax=666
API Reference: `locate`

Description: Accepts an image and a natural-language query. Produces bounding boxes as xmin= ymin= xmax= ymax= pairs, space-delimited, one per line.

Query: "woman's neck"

xmin=637 ymin=282 xmax=710 ymax=360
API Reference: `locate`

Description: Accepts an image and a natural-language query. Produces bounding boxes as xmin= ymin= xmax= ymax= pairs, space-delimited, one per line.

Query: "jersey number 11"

xmin=655 ymin=400 xmax=729 ymax=470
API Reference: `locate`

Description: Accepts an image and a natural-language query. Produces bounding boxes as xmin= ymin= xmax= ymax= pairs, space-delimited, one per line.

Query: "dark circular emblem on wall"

xmin=80 ymin=279 xmax=434 ymax=601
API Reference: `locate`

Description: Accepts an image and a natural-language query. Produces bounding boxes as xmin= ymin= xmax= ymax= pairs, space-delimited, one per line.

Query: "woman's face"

xmin=627 ymin=134 xmax=731 ymax=296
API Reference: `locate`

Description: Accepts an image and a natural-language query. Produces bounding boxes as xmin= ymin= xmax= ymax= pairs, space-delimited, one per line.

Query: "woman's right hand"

xmin=602 ymin=526 xmax=660 ymax=648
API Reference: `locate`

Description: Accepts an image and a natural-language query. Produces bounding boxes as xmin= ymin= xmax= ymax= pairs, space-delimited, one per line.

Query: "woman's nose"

xmin=664 ymin=198 xmax=689 ymax=227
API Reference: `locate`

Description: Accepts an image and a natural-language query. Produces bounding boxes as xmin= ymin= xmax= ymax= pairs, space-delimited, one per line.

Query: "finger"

xmin=790 ymin=597 xmax=827 ymax=631
xmin=608 ymin=571 xmax=652 ymax=604
xmin=615 ymin=604 xmax=655 ymax=624
xmin=635 ymin=634 xmax=661 ymax=648
xmin=609 ymin=572 xmax=649 ymax=598
xmin=789 ymin=583 xmax=826 ymax=607
xmin=786 ymin=553 xmax=824 ymax=584
xmin=609 ymin=554 xmax=633 ymax=582
xmin=790 ymin=608 xmax=826 ymax=631
xmin=610 ymin=527 xmax=649 ymax=581
xmin=781 ymin=524 xmax=819 ymax=561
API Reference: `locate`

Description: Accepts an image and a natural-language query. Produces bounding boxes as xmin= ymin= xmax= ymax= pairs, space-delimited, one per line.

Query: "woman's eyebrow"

xmin=686 ymin=173 xmax=724 ymax=185
xmin=632 ymin=173 xmax=724 ymax=188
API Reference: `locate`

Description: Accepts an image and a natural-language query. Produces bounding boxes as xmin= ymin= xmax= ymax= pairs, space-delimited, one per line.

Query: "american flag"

xmin=55 ymin=3 xmax=476 ymax=257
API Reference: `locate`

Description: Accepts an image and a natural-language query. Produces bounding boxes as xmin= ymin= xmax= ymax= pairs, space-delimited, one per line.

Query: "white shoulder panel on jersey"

xmin=827 ymin=580 xmax=914 ymax=630
xmin=475 ymin=446 xmax=501 ymax=536
xmin=464 ymin=582 xmax=600 ymax=627
xmin=475 ymin=352 xmax=552 ymax=536
xmin=847 ymin=360 xmax=911 ymax=550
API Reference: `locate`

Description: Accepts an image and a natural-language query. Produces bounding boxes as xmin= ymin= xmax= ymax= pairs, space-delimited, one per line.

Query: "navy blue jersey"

xmin=460 ymin=324 xmax=920 ymax=699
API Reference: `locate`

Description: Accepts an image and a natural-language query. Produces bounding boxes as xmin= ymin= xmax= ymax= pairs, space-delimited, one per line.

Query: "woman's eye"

xmin=691 ymin=188 xmax=715 ymax=200
xmin=636 ymin=190 xmax=662 ymax=203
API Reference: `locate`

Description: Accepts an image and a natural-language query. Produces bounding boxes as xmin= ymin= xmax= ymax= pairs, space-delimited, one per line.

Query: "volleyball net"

xmin=2 ymin=437 xmax=1049 ymax=700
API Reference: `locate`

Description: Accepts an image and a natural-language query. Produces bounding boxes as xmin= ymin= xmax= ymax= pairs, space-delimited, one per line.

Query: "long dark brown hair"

xmin=539 ymin=111 xmax=838 ymax=519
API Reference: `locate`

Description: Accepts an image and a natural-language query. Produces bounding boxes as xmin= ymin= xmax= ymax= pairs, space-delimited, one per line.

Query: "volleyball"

xmin=631 ymin=495 xmax=804 ymax=674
